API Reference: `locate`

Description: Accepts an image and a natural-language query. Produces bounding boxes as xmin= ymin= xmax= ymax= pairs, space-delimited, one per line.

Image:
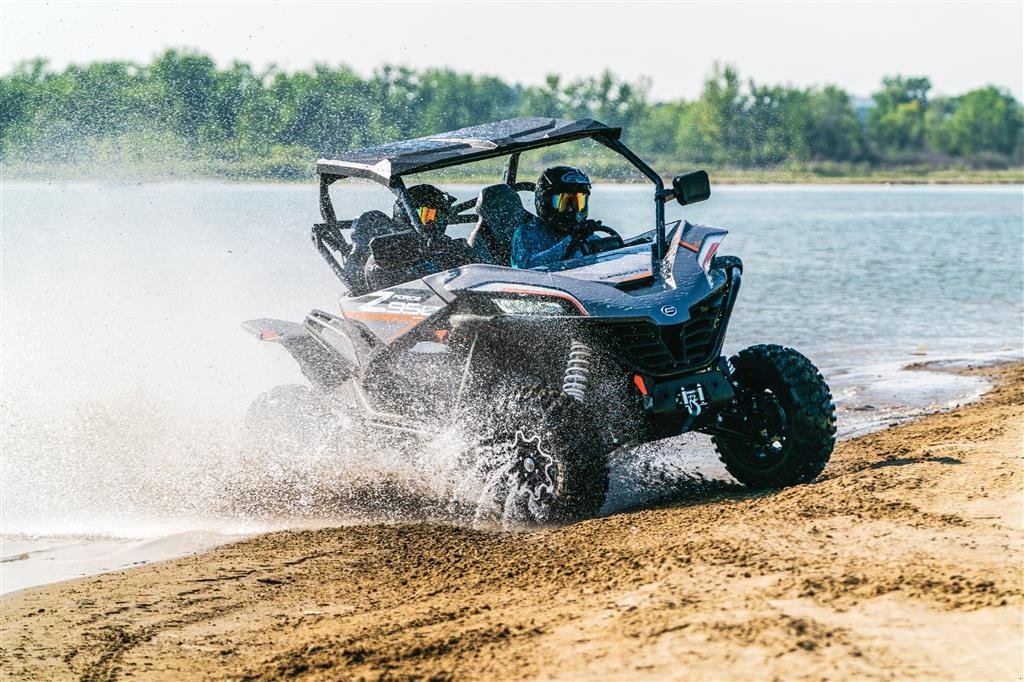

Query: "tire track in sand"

xmin=1 ymin=363 xmax=1021 ymax=680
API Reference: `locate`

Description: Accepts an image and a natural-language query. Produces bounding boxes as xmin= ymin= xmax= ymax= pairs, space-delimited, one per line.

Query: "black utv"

xmin=245 ymin=118 xmax=836 ymax=525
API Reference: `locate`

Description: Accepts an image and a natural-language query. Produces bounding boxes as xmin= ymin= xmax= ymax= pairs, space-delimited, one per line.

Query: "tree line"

xmin=1 ymin=50 xmax=1021 ymax=177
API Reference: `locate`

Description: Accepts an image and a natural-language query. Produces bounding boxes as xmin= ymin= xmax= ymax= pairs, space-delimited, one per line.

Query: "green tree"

xmin=149 ymin=49 xmax=219 ymax=140
xmin=371 ymin=65 xmax=421 ymax=141
xmin=929 ymin=86 xmax=1023 ymax=159
xmin=408 ymin=68 xmax=519 ymax=137
xmin=805 ymin=85 xmax=865 ymax=161
xmin=0 ymin=59 xmax=48 ymax=153
xmin=630 ymin=100 xmax=687 ymax=160
xmin=674 ymin=101 xmax=716 ymax=163
xmin=744 ymin=81 xmax=812 ymax=165
xmin=270 ymin=65 xmax=376 ymax=154
xmin=518 ymin=75 xmax=564 ymax=119
xmin=2 ymin=51 xmax=1021 ymax=175
xmin=868 ymin=76 xmax=931 ymax=154
xmin=560 ymin=70 xmax=650 ymax=131
xmin=680 ymin=63 xmax=746 ymax=165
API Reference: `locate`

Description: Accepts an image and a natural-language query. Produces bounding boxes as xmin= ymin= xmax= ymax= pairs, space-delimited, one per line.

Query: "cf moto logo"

xmin=661 ymin=305 xmax=678 ymax=316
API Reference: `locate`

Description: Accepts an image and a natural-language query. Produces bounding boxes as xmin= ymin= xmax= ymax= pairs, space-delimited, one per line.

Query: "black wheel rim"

xmin=477 ymin=427 xmax=559 ymax=524
xmin=735 ymin=387 xmax=789 ymax=469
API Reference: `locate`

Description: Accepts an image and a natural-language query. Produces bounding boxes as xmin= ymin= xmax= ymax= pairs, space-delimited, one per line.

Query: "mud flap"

xmin=242 ymin=318 xmax=353 ymax=389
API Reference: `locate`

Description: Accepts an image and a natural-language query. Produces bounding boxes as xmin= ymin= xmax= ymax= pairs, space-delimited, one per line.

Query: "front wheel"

xmin=711 ymin=345 xmax=836 ymax=489
xmin=471 ymin=385 xmax=609 ymax=526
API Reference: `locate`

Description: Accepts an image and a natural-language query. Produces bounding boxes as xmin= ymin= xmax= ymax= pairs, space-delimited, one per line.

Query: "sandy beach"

xmin=1 ymin=362 xmax=1021 ymax=680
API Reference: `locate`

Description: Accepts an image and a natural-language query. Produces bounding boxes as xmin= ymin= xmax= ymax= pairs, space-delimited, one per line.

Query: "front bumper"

xmin=639 ymin=360 xmax=735 ymax=418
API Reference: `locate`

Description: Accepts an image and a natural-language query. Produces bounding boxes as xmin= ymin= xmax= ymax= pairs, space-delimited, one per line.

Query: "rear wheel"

xmin=472 ymin=385 xmax=608 ymax=526
xmin=243 ymin=384 xmax=335 ymax=457
xmin=712 ymin=345 xmax=836 ymax=489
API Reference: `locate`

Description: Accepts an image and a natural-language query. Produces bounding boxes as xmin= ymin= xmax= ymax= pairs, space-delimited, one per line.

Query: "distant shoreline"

xmin=3 ymin=162 xmax=1022 ymax=186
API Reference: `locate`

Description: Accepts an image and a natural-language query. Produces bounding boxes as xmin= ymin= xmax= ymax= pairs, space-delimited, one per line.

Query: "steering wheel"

xmin=562 ymin=222 xmax=624 ymax=260
xmin=588 ymin=224 xmax=622 ymax=241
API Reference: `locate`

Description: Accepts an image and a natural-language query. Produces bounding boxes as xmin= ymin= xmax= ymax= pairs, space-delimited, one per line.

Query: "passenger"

xmin=511 ymin=166 xmax=603 ymax=269
xmin=364 ymin=184 xmax=476 ymax=291
xmin=391 ymin=184 xmax=477 ymax=271
xmin=393 ymin=183 xmax=457 ymax=232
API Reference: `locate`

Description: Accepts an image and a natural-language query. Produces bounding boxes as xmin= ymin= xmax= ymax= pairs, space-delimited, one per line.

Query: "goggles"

xmin=551 ymin=192 xmax=588 ymax=213
xmin=416 ymin=206 xmax=439 ymax=224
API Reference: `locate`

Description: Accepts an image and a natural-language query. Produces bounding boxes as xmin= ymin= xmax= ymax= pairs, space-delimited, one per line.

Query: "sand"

xmin=1 ymin=363 xmax=1021 ymax=681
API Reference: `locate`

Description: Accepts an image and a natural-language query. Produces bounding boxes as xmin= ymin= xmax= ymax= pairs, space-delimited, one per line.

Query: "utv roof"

xmin=316 ymin=117 xmax=621 ymax=183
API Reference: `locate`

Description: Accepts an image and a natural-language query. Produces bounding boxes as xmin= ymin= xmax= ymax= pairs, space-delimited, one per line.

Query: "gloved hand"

xmin=563 ymin=222 xmax=595 ymax=259
xmin=577 ymin=219 xmax=603 ymax=237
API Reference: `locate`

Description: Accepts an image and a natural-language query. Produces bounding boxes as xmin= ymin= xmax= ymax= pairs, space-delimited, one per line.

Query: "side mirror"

xmin=672 ymin=170 xmax=711 ymax=206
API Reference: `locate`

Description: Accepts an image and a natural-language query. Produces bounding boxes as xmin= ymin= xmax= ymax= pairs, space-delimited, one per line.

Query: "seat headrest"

xmin=352 ymin=210 xmax=400 ymax=251
xmin=368 ymin=230 xmax=421 ymax=270
xmin=475 ymin=184 xmax=525 ymax=227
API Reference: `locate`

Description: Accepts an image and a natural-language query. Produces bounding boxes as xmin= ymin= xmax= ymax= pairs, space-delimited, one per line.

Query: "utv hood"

xmin=432 ymin=221 xmax=729 ymax=326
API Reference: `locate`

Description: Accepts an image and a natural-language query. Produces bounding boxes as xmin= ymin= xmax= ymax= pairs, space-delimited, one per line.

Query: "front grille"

xmin=601 ymin=288 xmax=727 ymax=375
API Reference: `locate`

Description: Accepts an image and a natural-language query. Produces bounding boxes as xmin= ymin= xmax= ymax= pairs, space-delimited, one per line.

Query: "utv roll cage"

xmin=312 ymin=117 xmax=689 ymax=284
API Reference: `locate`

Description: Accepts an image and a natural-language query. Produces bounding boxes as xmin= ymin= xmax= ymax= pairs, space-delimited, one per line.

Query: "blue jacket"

xmin=511 ymin=216 xmax=601 ymax=269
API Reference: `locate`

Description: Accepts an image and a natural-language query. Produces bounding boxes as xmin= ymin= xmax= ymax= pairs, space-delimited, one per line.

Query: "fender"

xmin=242 ymin=318 xmax=352 ymax=389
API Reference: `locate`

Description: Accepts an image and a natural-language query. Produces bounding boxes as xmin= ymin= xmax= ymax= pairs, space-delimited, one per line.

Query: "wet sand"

xmin=0 ymin=532 xmax=243 ymax=596
xmin=1 ymin=363 xmax=1021 ymax=680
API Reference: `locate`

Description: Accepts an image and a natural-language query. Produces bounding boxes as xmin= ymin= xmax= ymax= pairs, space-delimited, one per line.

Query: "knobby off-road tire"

xmin=226 ymin=384 xmax=340 ymax=515
xmin=473 ymin=384 xmax=609 ymax=526
xmin=713 ymin=344 xmax=836 ymax=489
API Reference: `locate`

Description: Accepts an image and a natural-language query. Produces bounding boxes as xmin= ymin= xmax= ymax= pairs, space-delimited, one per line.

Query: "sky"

xmin=2 ymin=1 xmax=1022 ymax=101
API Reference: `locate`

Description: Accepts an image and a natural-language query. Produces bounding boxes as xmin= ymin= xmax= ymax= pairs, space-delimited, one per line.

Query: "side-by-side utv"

xmin=245 ymin=117 xmax=836 ymax=525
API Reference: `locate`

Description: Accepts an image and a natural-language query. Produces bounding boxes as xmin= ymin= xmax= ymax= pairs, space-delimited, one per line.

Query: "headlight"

xmin=696 ymin=233 xmax=726 ymax=284
xmin=471 ymin=283 xmax=588 ymax=316
xmin=492 ymin=297 xmax=571 ymax=316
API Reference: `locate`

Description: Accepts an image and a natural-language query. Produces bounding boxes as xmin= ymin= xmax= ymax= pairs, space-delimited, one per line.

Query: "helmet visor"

xmin=551 ymin=192 xmax=588 ymax=213
xmin=416 ymin=206 xmax=439 ymax=224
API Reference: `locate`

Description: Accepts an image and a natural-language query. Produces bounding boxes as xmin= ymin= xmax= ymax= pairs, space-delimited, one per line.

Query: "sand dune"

xmin=1 ymin=364 xmax=1021 ymax=680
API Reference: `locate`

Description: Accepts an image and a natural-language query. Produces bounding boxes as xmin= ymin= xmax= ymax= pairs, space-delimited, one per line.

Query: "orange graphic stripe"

xmin=678 ymin=239 xmax=702 ymax=252
xmin=616 ymin=271 xmax=653 ymax=283
xmin=345 ymin=310 xmax=428 ymax=323
xmin=344 ymin=310 xmax=422 ymax=342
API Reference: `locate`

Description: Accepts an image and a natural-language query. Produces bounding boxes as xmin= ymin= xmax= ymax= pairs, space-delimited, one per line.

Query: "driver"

xmin=511 ymin=166 xmax=603 ymax=269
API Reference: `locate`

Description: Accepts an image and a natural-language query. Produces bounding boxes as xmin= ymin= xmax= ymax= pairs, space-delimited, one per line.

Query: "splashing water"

xmin=2 ymin=181 xmax=1020 ymax=545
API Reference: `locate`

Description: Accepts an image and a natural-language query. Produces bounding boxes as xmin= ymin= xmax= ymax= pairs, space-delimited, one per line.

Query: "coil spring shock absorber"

xmin=562 ymin=340 xmax=593 ymax=403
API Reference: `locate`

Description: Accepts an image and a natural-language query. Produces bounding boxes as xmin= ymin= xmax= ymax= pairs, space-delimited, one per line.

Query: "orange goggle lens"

xmin=416 ymin=206 xmax=438 ymax=224
xmin=552 ymin=192 xmax=587 ymax=212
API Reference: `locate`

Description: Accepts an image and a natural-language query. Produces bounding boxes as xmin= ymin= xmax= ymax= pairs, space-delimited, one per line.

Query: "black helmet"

xmin=394 ymin=184 xmax=457 ymax=235
xmin=535 ymin=166 xmax=591 ymax=233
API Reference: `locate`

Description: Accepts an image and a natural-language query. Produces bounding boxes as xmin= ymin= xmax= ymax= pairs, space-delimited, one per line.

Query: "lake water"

xmin=2 ymin=181 xmax=1021 ymax=592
